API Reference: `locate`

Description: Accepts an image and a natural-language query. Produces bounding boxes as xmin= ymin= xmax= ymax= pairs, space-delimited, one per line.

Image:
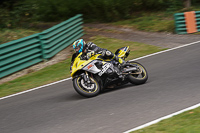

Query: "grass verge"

xmin=112 ymin=11 xmax=175 ymax=33
xmin=131 ymin=107 xmax=200 ymax=133
xmin=0 ymin=35 xmax=166 ymax=98
xmin=0 ymin=28 xmax=41 ymax=44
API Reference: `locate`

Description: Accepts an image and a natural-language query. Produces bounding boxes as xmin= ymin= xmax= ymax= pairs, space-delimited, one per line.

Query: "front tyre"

xmin=73 ymin=75 xmax=100 ymax=98
xmin=128 ymin=61 xmax=148 ymax=85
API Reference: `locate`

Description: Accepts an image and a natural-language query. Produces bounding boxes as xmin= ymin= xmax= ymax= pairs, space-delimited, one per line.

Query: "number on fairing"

xmin=98 ymin=63 xmax=111 ymax=76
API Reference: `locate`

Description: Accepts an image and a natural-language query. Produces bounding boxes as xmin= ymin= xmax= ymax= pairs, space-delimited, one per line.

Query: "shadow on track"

xmin=101 ymin=83 xmax=136 ymax=94
xmin=63 ymin=83 xmax=143 ymax=101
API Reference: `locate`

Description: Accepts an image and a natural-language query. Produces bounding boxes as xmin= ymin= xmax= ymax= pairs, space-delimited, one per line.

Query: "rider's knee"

xmin=102 ymin=50 xmax=114 ymax=59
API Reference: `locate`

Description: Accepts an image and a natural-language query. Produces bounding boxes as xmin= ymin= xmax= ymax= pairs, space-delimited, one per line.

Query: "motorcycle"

xmin=71 ymin=46 xmax=148 ymax=97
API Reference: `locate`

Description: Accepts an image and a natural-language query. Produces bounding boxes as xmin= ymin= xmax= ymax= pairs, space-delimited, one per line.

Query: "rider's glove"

xmin=86 ymin=51 xmax=95 ymax=59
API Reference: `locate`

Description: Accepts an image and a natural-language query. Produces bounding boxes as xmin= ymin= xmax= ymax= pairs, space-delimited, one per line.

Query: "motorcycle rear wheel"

xmin=73 ymin=75 xmax=100 ymax=98
xmin=127 ymin=61 xmax=148 ymax=85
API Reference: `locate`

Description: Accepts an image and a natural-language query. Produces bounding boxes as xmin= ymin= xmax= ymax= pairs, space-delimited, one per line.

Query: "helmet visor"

xmin=74 ymin=44 xmax=82 ymax=53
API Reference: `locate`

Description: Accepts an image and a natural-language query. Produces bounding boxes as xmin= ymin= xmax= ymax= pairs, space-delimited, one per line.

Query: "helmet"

xmin=73 ymin=39 xmax=86 ymax=54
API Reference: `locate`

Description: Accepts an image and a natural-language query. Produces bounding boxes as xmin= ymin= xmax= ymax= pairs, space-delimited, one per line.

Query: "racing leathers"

xmin=70 ymin=42 xmax=125 ymax=72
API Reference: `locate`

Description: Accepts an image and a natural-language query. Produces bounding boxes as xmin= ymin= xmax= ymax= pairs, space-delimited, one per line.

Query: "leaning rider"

xmin=70 ymin=39 xmax=125 ymax=72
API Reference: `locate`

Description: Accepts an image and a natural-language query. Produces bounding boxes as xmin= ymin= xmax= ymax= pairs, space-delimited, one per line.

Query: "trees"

xmin=0 ymin=0 xmax=199 ymax=28
xmin=183 ymin=0 xmax=191 ymax=8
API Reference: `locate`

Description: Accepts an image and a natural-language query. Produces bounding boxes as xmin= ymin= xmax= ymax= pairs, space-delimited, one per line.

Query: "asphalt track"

xmin=1 ymin=42 xmax=200 ymax=133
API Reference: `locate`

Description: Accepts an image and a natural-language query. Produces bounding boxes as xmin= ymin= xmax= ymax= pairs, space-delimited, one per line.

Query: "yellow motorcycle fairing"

xmin=71 ymin=53 xmax=108 ymax=78
xmin=116 ymin=46 xmax=130 ymax=58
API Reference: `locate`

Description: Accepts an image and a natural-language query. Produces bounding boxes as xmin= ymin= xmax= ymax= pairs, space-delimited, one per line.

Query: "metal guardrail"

xmin=174 ymin=13 xmax=187 ymax=34
xmin=0 ymin=14 xmax=83 ymax=78
xmin=40 ymin=14 xmax=84 ymax=59
xmin=174 ymin=11 xmax=200 ymax=34
xmin=195 ymin=11 xmax=200 ymax=32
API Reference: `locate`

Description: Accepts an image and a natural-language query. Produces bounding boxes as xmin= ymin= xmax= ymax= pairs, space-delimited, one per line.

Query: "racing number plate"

xmin=98 ymin=63 xmax=111 ymax=76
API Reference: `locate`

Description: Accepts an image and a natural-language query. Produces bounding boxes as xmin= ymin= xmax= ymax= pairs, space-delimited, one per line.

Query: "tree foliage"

xmin=0 ymin=0 xmax=200 ymax=28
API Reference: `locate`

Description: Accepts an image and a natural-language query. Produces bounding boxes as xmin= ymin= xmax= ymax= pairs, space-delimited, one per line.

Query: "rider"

xmin=70 ymin=39 xmax=125 ymax=72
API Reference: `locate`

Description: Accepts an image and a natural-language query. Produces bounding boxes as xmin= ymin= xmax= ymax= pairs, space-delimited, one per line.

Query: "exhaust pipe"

xmin=123 ymin=67 xmax=137 ymax=73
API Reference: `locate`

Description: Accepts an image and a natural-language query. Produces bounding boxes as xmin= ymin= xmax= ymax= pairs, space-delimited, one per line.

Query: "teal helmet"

xmin=73 ymin=39 xmax=86 ymax=54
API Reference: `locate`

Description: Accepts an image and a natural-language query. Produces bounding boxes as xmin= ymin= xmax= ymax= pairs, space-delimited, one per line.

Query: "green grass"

xmin=0 ymin=28 xmax=41 ymax=44
xmin=90 ymin=36 xmax=167 ymax=60
xmin=0 ymin=35 xmax=166 ymax=98
xmin=112 ymin=12 xmax=175 ymax=33
xmin=0 ymin=58 xmax=72 ymax=97
xmin=131 ymin=107 xmax=200 ymax=133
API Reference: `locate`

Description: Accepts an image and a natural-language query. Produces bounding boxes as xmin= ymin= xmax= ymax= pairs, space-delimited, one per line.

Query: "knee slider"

xmin=105 ymin=50 xmax=112 ymax=56
xmin=102 ymin=50 xmax=114 ymax=58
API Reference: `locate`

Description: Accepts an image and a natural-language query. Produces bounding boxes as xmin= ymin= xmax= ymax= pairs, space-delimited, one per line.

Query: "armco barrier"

xmin=0 ymin=33 xmax=42 ymax=78
xmin=40 ymin=14 xmax=84 ymax=59
xmin=174 ymin=11 xmax=200 ymax=34
xmin=0 ymin=14 xmax=83 ymax=78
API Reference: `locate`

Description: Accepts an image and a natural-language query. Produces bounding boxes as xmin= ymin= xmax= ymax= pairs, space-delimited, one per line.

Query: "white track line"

xmin=124 ymin=40 xmax=200 ymax=133
xmin=1 ymin=40 xmax=200 ymax=101
xmin=124 ymin=103 xmax=200 ymax=133
xmin=130 ymin=40 xmax=200 ymax=62
xmin=0 ymin=78 xmax=72 ymax=100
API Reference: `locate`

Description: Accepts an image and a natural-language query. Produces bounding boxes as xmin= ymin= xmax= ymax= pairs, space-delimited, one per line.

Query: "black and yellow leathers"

xmin=70 ymin=42 xmax=125 ymax=72
xmin=71 ymin=46 xmax=130 ymax=78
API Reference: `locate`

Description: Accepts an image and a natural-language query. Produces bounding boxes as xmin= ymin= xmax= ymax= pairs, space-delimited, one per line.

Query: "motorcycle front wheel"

xmin=73 ymin=75 xmax=100 ymax=98
xmin=127 ymin=61 xmax=148 ymax=85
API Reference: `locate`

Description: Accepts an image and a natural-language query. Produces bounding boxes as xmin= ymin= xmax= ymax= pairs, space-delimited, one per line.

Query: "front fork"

xmin=81 ymin=71 xmax=96 ymax=86
xmin=82 ymin=71 xmax=90 ymax=83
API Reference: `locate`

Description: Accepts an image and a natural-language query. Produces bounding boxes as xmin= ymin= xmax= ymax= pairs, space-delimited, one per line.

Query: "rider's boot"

xmin=103 ymin=50 xmax=126 ymax=67
xmin=113 ymin=55 xmax=126 ymax=67
xmin=118 ymin=57 xmax=126 ymax=67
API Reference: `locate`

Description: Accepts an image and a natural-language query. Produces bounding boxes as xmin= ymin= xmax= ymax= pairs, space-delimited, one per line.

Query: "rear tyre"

xmin=73 ymin=75 xmax=100 ymax=98
xmin=127 ymin=61 xmax=148 ymax=85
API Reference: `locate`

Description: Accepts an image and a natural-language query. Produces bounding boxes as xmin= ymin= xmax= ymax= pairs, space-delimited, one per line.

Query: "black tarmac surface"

xmin=1 ymin=42 xmax=200 ymax=133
